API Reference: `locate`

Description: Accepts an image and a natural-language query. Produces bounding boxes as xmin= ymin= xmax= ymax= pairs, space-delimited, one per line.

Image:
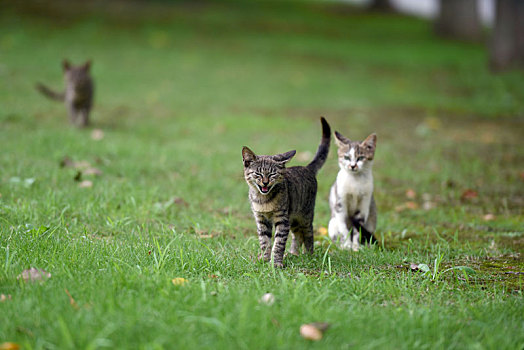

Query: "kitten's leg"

xmin=351 ymin=213 xmax=376 ymax=245
xmin=289 ymin=232 xmax=303 ymax=256
xmin=351 ymin=227 xmax=360 ymax=251
xmin=78 ymin=109 xmax=89 ymax=128
xmin=67 ymin=104 xmax=78 ymax=126
xmin=329 ymin=215 xmax=352 ymax=250
xmin=303 ymin=224 xmax=314 ymax=254
xmin=255 ymin=214 xmax=272 ymax=262
xmin=272 ymin=211 xmax=290 ymax=267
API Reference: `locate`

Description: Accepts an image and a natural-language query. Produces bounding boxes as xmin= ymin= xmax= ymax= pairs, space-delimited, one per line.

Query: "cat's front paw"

xmin=341 ymin=240 xmax=353 ymax=251
xmin=258 ymin=252 xmax=271 ymax=262
xmin=273 ymin=261 xmax=285 ymax=268
xmin=352 ymin=211 xmax=365 ymax=225
xmin=287 ymin=249 xmax=299 ymax=256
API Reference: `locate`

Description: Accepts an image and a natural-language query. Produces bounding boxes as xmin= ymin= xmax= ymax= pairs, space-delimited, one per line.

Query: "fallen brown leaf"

xmin=259 ymin=293 xmax=275 ymax=306
xmin=0 ymin=294 xmax=12 ymax=302
xmin=0 ymin=342 xmax=20 ymax=350
xmin=172 ymin=278 xmax=188 ymax=286
xmin=483 ymin=213 xmax=496 ymax=221
xmin=461 ymin=189 xmax=478 ymax=201
xmin=173 ymin=197 xmax=189 ymax=207
xmin=78 ymin=180 xmax=93 ymax=188
xmin=300 ymin=322 xmax=330 ymax=341
xmin=317 ymin=227 xmax=328 ymax=236
xmin=17 ymin=268 xmax=51 ymax=283
xmin=65 ymin=288 xmax=79 ymax=309
xmin=91 ymin=129 xmax=104 ymax=141
xmin=405 ymin=189 xmax=416 ymax=199
xmin=83 ymin=167 xmax=102 ymax=176
xmin=395 ymin=201 xmax=418 ymax=212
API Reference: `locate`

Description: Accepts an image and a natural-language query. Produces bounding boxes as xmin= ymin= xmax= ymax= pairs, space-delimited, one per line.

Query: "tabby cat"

xmin=242 ymin=117 xmax=331 ymax=267
xmin=328 ymin=131 xmax=377 ymax=251
xmin=36 ymin=59 xmax=94 ymax=128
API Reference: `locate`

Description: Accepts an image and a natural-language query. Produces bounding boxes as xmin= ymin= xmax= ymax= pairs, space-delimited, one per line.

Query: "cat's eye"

xmin=357 ymin=156 xmax=365 ymax=161
xmin=344 ymin=155 xmax=350 ymax=160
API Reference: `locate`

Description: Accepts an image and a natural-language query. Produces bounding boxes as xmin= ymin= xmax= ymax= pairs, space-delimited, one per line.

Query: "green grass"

xmin=1 ymin=1 xmax=523 ymax=349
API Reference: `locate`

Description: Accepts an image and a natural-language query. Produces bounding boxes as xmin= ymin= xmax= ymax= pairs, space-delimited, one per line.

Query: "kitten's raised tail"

xmin=35 ymin=83 xmax=64 ymax=101
xmin=307 ymin=117 xmax=331 ymax=174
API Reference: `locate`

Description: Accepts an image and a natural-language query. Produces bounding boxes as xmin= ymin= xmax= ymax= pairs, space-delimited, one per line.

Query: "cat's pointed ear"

xmin=242 ymin=146 xmax=257 ymax=167
xmin=83 ymin=60 xmax=92 ymax=71
xmin=361 ymin=133 xmax=377 ymax=151
xmin=334 ymin=131 xmax=351 ymax=148
xmin=62 ymin=59 xmax=71 ymax=71
xmin=273 ymin=150 xmax=296 ymax=164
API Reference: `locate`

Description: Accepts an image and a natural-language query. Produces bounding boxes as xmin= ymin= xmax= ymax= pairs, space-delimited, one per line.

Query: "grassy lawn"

xmin=1 ymin=1 xmax=523 ymax=349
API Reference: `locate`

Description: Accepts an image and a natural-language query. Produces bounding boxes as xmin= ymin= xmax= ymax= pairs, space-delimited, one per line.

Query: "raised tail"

xmin=307 ymin=116 xmax=331 ymax=174
xmin=35 ymin=83 xmax=64 ymax=101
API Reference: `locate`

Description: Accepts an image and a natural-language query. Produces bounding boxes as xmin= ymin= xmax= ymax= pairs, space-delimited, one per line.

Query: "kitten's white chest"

xmin=337 ymin=170 xmax=373 ymax=214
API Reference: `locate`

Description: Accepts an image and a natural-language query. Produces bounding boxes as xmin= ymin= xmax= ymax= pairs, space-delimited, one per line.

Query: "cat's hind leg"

xmin=78 ymin=109 xmax=89 ymax=128
xmin=303 ymin=224 xmax=314 ymax=254
xmin=289 ymin=231 xmax=303 ymax=255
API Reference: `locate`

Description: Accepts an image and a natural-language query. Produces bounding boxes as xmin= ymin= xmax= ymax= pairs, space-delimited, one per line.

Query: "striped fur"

xmin=36 ymin=59 xmax=94 ymax=128
xmin=242 ymin=117 xmax=331 ymax=267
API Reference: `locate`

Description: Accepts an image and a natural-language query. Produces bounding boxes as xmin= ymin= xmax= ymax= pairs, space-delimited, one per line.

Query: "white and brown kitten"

xmin=242 ymin=117 xmax=331 ymax=267
xmin=328 ymin=131 xmax=377 ymax=251
xmin=36 ymin=59 xmax=94 ymax=128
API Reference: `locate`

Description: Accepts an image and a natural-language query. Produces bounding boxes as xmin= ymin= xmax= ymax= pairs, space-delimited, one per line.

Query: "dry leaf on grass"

xmin=0 ymin=343 xmax=20 ymax=350
xmin=317 ymin=227 xmax=328 ymax=236
xmin=461 ymin=189 xmax=478 ymax=201
xmin=65 ymin=289 xmax=79 ymax=309
xmin=410 ymin=263 xmax=430 ymax=274
xmin=405 ymin=189 xmax=416 ymax=199
xmin=91 ymin=129 xmax=104 ymax=141
xmin=83 ymin=167 xmax=102 ymax=176
xmin=259 ymin=293 xmax=275 ymax=306
xmin=395 ymin=201 xmax=418 ymax=212
xmin=300 ymin=322 xmax=330 ymax=341
xmin=78 ymin=180 xmax=93 ymax=188
xmin=1 ymin=294 xmax=12 ymax=302
xmin=483 ymin=213 xmax=496 ymax=221
xmin=173 ymin=197 xmax=189 ymax=207
xmin=172 ymin=278 xmax=188 ymax=286
xmin=17 ymin=268 xmax=51 ymax=283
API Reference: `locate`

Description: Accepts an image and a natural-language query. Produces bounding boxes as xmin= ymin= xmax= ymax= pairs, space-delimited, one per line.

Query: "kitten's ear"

xmin=62 ymin=59 xmax=71 ymax=71
xmin=242 ymin=146 xmax=257 ymax=167
xmin=273 ymin=150 xmax=296 ymax=164
xmin=83 ymin=60 xmax=92 ymax=71
xmin=334 ymin=131 xmax=351 ymax=148
xmin=362 ymin=133 xmax=377 ymax=151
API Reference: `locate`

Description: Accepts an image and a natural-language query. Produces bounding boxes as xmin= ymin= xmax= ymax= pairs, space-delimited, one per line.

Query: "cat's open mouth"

xmin=257 ymin=184 xmax=271 ymax=194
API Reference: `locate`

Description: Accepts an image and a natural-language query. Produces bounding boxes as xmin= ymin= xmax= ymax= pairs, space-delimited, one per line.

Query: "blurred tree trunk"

xmin=435 ymin=0 xmax=482 ymax=41
xmin=489 ymin=0 xmax=524 ymax=71
xmin=368 ymin=0 xmax=394 ymax=12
